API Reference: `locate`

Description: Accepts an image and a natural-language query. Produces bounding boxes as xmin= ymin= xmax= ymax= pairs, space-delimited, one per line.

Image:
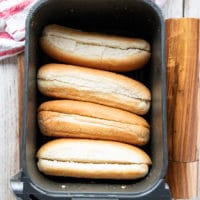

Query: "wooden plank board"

xmin=161 ymin=0 xmax=183 ymax=18
xmin=17 ymin=54 xmax=24 ymax=154
xmin=0 ymin=56 xmax=20 ymax=200
xmin=184 ymin=0 xmax=200 ymax=17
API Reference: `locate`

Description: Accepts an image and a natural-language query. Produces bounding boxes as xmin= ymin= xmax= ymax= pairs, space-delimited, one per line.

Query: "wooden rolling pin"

xmin=166 ymin=18 xmax=200 ymax=199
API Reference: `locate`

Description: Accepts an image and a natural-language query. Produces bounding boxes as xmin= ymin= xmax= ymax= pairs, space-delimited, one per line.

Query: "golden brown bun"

xmin=40 ymin=24 xmax=151 ymax=72
xmin=37 ymin=64 xmax=151 ymax=115
xmin=38 ymin=100 xmax=150 ymax=146
xmin=37 ymin=138 xmax=152 ymax=179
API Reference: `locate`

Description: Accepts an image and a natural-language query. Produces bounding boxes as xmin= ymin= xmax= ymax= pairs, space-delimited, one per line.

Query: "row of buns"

xmin=36 ymin=24 xmax=152 ymax=180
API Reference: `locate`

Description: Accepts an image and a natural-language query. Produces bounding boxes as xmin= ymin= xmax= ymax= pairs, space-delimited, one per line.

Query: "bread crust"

xmin=37 ymin=138 xmax=151 ymax=179
xmin=38 ymin=100 xmax=150 ymax=146
xmin=37 ymin=64 xmax=151 ymax=115
xmin=40 ymin=24 xmax=151 ymax=72
xmin=37 ymin=160 xmax=149 ymax=179
xmin=38 ymin=100 xmax=149 ymax=127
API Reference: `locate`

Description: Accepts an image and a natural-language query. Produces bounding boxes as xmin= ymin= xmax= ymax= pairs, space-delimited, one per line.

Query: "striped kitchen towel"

xmin=0 ymin=0 xmax=166 ymax=61
xmin=0 ymin=0 xmax=38 ymax=60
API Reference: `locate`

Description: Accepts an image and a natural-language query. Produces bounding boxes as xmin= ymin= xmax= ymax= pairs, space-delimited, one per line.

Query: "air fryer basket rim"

xmin=13 ymin=0 xmax=170 ymax=198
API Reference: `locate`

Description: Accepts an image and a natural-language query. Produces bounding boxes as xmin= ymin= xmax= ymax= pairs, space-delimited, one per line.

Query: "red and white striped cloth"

xmin=0 ymin=0 xmax=166 ymax=61
xmin=0 ymin=0 xmax=38 ymax=60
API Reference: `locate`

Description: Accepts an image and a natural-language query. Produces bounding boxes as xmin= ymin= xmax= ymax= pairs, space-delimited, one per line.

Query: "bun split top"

xmin=40 ymin=24 xmax=151 ymax=72
xmin=38 ymin=100 xmax=150 ymax=146
xmin=37 ymin=138 xmax=152 ymax=180
xmin=37 ymin=64 xmax=151 ymax=115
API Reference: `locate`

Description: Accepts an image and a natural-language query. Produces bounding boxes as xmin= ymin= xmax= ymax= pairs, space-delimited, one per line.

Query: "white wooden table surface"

xmin=0 ymin=1 xmax=200 ymax=199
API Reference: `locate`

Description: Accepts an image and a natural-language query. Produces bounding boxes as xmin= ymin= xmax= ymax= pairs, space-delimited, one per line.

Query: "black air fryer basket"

xmin=10 ymin=0 xmax=171 ymax=199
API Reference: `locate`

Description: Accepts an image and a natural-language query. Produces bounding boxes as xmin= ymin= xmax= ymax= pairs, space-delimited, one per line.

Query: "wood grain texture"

xmin=17 ymin=54 xmax=24 ymax=160
xmin=0 ymin=56 xmax=19 ymax=200
xmin=167 ymin=161 xmax=199 ymax=199
xmin=166 ymin=18 xmax=200 ymax=199
xmin=166 ymin=18 xmax=199 ymax=162
xmin=162 ymin=2 xmax=200 ymax=199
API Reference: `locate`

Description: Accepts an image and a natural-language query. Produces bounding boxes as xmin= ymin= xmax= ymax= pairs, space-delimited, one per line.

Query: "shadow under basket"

xmin=10 ymin=0 xmax=171 ymax=199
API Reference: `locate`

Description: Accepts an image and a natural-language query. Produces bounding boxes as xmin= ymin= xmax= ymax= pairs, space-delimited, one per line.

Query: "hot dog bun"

xmin=37 ymin=138 xmax=152 ymax=179
xmin=37 ymin=64 xmax=151 ymax=115
xmin=40 ymin=24 xmax=151 ymax=72
xmin=38 ymin=100 xmax=150 ymax=146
